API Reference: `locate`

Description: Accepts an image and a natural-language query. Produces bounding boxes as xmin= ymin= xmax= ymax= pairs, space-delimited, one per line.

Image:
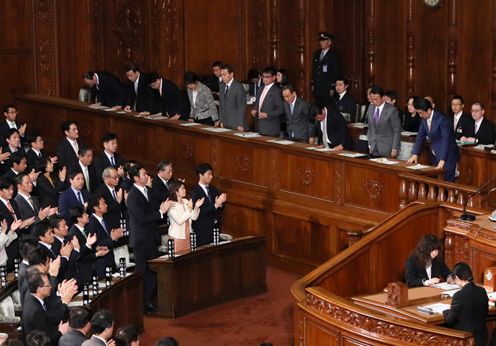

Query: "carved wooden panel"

xmin=304 ymin=315 xmax=340 ymax=346
xmin=247 ymin=0 xmax=269 ymax=70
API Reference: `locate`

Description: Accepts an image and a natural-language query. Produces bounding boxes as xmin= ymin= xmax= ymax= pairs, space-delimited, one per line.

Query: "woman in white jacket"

xmin=167 ymin=180 xmax=204 ymax=252
xmin=0 ymin=219 xmax=22 ymax=267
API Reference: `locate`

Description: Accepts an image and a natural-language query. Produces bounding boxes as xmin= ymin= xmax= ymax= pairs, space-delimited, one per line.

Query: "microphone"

xmin=461 ymin=177 xmax=496 ymax=221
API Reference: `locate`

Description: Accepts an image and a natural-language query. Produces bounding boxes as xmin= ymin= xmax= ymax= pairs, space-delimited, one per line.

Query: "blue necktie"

xmin=77 ymin=192 xmax=84 ymax=205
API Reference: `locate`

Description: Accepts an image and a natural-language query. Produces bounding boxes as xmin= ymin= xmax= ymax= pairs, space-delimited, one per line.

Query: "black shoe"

xmin=144 ymin=303 xmax=158 ymax=314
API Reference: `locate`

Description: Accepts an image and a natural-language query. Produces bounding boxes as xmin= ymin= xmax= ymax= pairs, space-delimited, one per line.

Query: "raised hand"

xmin=195 ymin=197 xmax=205 ymax=208
xmin=187 ymin=199 xmax=193 ymax=211
xmin=0 ymin=220 xmax=7 ymax=234
xmin=10 ymin=219 xmax=23 ymax=232
xmin=116 ymin=188 xmax=123 ymax=203
xmin=110 ymin=228 xmax=124 ymax=241
xmin=48 ymin=256 xmax=61 ymax=277
xmin=28 ymin=169 xmax=40 ymax=183
xmin=60 ymin=242 xmax=73 ymax=257
xmin=86 ymin=232 xmax=97 ymax=247
xmin=159 ymin=199 xmax=172 ymax=214
xmin=71 ymin=236 xmax=80 ymax=251
xmin=59 ymin=166 xmax=67 ymax=182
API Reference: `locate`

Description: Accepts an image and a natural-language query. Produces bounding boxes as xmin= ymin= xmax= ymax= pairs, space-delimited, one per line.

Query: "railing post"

xmin=399 ymin=179 xmax=408 ymax=208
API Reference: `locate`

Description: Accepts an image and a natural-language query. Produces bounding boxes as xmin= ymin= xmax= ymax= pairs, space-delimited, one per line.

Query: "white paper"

xmin=419 ymin=302 xmax=451 ymax=314
xmin=369 ymin=158 xmax=399 ymax=165
xmin=349 ymin=122 xmax=368 ymax=129
xmin=88 ymin=104 xmax=109 ymax=110
xmin=267 ymin=139 xmax=295 ymax=145
xmin=339 ymin=152 xmax=367 ymax=158
xmin=234 ymin=132 xmax=261 ymax=138
xmin=405 ymin=164 xmax=430 ymax=170
xmin=103 ymin=108 xmax=116 ymax=112
xmin=202 ymin=127 xmax=232 ymax=133
xmin=116 ymin=111 xmax=127 ymax=114
xmin=180 ymin=122 xmax=203 ymax=127
xmin=431 ymin=282 xmax=460 ymax=290
xmin=314 ymin=147 xmax=335 ymax=152
xmin=401 ymin=131 xmax=418 ymax=136
xmin=442 ymin=289 xmax=460 ymax=297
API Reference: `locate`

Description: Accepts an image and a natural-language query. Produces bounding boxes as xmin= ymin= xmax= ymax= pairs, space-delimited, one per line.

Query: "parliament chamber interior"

xmin=3 ymin=0 xmax=496 ymax=345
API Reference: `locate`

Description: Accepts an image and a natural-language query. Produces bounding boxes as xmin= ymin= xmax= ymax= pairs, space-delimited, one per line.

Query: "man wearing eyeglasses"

xmin=0 ymin=104 xmax=27 ymax=147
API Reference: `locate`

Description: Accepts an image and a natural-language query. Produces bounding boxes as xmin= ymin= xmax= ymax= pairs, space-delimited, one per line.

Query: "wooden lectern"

xmin=149 ymin=236 xmax=267 ymax=318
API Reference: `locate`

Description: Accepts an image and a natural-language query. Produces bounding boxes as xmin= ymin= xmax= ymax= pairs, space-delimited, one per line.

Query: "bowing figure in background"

xmin=167 ymin=180 xmax=204 ymax=253
xmin=404 ymin=234 xmax=452 ymax=287
xmin=443 ymin=262 xmax=488 ymax=346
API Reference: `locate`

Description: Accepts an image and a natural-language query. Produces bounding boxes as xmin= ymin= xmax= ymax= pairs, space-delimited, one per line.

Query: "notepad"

xmin=234 ymin=132 xmax=261 ymax=138
xmin=418 ymin=302 xmax=450 ymax=314
xmin=202 ymin=127 xmax=232 ymax=133
xmin=431 ymin=282 xmax=460 ymax=290
xmin=405 ymin=164 xmax=430 ymax=170
xmin=267 ymin=139 xmax=294 ymax=145
xmin=442 ymin=289 xmax=460 ymax=297
xmin=369 ymin=158 xmax=399 ymax=165
xmin=180 ymin=122 xmax=203 ymax=127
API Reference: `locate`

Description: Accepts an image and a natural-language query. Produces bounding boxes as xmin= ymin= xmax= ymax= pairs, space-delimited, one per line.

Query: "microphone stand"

xmin=460 ymin=178 xmax=496 ymax=221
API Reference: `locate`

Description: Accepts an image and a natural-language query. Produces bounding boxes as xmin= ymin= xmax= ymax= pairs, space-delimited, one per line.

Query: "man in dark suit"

xmin=26 ymin=133 xmax=55 ymax=172
xmin=76 ymin=147 xmax=99 ymax=194
xmin=86 ymin=196 xmax=124 ymax=278
xmin=191 ymin=163 xmax=226 ymax=246
xmin=246 ymin=68 xmax=262 ymax=98
xmin=460 ymin=102 xmax=495 ymax=145
xmin=22 ymin=269 xmax=71 ymax=344
xmin=126 ymin=164 xmax=171 ymax=313
xmin=82 ymin=309 xmax=114 ymax=346
xmin=83 ymin=71 xmax=128 ymax=108
xmin=59 ymin=171 xmax=90 ymax=226
xmin=2 ymin=129 xmax=23 ymax=175
xmin=332 ymin=77 xmax=357 ymax=123
xmin=96 ymin=167 xmax=125 ymax=230
xmin=93 ymin=132 xmax=125 ymax=185
xmin=218 ymin=64 xmax=247 ymax=131
xmin=0 ymin=104 xmax=27 ymax=147
xmin=148 ymin=72 xmax=189 ymax=119
xmin=18 ymin=239 xmax=38 ymax=299
xmin=366 ymin=85 xmax=402 ymax=158
xmin=443 ymin=262 xmax=488 ymax=346
xmin=151 ymin=160 xmax=174 ymax=205
xmin=208 ymin=61 xmax=223 ymax=94
xmin=281 ymin=85 xmax=317 ymax=143
xmin=251 ymin=67 xmax=285 ymax=137
xmin=450 ymin=95 xmax=474 ymax=140
xmin=123 ymin=63 xmax=157 ymax=113
xmin=58 ymin=307 xmax=91 ymax=346
xmin=317 ymin=105 xmax=352 ymax=150
xmin=408 ymin=97 xmax=459 ymax=181
xmin=2 ymin=151 xmax=28 ymax=185
xmin=56 ymin=120 xmax=82 ymax=172
xmin=311 ymin=32 xmax=341 ymax=109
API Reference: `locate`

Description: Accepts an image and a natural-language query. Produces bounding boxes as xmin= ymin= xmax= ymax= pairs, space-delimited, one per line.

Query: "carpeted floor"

xmin=140 ymin=266 xmax=299 ymax=346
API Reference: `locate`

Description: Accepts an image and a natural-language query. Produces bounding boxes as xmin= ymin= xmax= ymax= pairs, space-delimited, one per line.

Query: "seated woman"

xmin=167 ymin=180 xmax=204 ymax=252
xmin=36 ymin=158 xmax=67 ymax=208
xmin=404 ymin=234 xmax=451 ymax=287
xmin=442 ymin=262 xmax=488 ymax=346
xmin=184 ymin=71 xmax=218 ymax=126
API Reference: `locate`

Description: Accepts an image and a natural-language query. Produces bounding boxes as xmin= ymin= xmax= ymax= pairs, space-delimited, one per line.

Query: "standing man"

xmin=218 ymin=64 xmax=247 ymax=131
xmin=450 ymin=95 xmax=474 ymax=140
xmin=1 ymin=104 xmax=27 ymax=147
xmin=82 ymin=71 xmax=128 ymax=109
xmin=58 ymin=171 xmax=90 ymax=225
xmin=124 ymin=63 xmax=157 ymax=113
xmin=209 ymin=61 xmax=223 ymax=94
xmin=151 ymin=160 xmax=174 ymax=205
xmin=366 ymin=86 xmax=402 ymax=158
xmin=77 ymin=147 xmax=98 ymax=194
xmin=407 ymin=97 xmax=459 ymax=182
xmin=332 ymin=77 xmax=357 ymax=123
xmin=126 ymin=164 xmax=171 ymax=313
xmin=93 ymin=132 xmax=125 ymax=184
xmin=281 ymin=85 xmax=317 ymax=143
xmin=311 ymin=32 xmax=341 ymax=109
xmin=148 ymin=72 xmax=189 ymax=120
xmin=191 ymin=163 xmax=226 ymax=246
xmin=251 ymin=67 xmax=285 ymax=137
xmin=56 ymin=120 xmax=82 ymax=172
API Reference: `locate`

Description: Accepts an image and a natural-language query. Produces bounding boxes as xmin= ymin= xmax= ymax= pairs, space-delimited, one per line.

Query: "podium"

xmin=149 ymin=236 xmax=267 ymax=318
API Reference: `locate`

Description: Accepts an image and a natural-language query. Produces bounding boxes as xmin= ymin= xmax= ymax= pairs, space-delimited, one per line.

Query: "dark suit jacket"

xmin=95 ymin=184 xmax=124 ymax=230
xmin=453 ymin=112 xmax=474 ymax=140
xmin=311 ymin=49 xmax=340 ymax=98
xmin=127 ymin=186 xmax=162 ymax=249
xmin=404 ymin=253 xmax=451 ymax=287
xmin=254 ymin=84 xmax=284 ymax=137
xmin=59 ymin=329 xmax=88 ymax=346
xmin=152 ymin=79 xmax=189 ymax=118
xmin=93 ymin=152 xmax=124 ymax=185
xmin=474 ymin=118 xmax=496 ymax=145
xmin=87 ymin=214 xmax=115 ymax=278
xmin=151 ymin=176 xmax=171 ymax=205
xmin=403 ymin=111 xmax=422 ymax=132
xmin=14 ymin=193 xmax=41 ymax=235
xmin=191 ymin=184 xmax=221 ymax=246
xmin=443 ymin=282 xmax=488 ymax=346
xmin=321 ymin=106 xmax=352 ymax=150
xmin=58 ymin=188 xmax=90 ymax=226
xmin=22 ymin=294 xmax=63 ymax=344
xmin=68 ymin=224 xmax=95 ymax=286
xmin=332 ymin=91 xmax=357 ymax=123
xmin=26 ymin=148 xmax=49 ymax=172
xmin=56 ymin=138 xmax=81 ymax=172
xmin=75 ymin=163 xmax=99 ymax=194
xmin=37 ymin=174 xmax=66 ymax=208
xmin=126 ymin=71 xmax=158 ymax=112
xmin=284 ymin=97 xmax=317 ymax=143
xmin=207 ymin=74 xmax=221 ymax=93
xmin=93 ymin=71 xmax=128 ymax=107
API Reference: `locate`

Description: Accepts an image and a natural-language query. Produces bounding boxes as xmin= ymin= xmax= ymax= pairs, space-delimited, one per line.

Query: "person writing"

xmin=404 ymin=234 xmax=452 ymax=287
xmin=442 ymin=262 xmax=488 ymax=346
xmin=168 ymin=180 xmax=204 ymax=252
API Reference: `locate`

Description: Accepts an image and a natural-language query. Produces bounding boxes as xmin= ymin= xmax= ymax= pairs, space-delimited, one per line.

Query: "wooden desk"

xmin=16 ymin=95 xmax=442 ymax=272
xmin=148 ymin=236 xmax=267 ymax=319
xmin=458 ymin=146 xmax=496 ymax=187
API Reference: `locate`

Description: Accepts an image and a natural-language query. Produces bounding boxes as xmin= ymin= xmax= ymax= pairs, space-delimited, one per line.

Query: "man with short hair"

xmin=332 ymin=77 xmax=357 ymax=123
xmin=460 ymin=102 xmax=495 ymax=145
xmin=218 ymin=64 xmax=247 ymax=131
xmin=0 ymin=104 xmax=26 ymax=147
xmin=366 ymin=85 xmax=402 ymax=158
xmin=56 ymin=120 xmax=82 ymax=172
xmin=148 ymin=72 xmax=189 ymax=120
xmin=58 ymin=307 xmax=91 ymax=346
xmin=77 ymin=147 xmax=98 ymax=194
xmin=312 ymin=32 xmax=341 ymax=108
xmin=282 ymin=85 xmax=317 ymax=143
xmin=251 ymin=66 xmax=285 ymax=137
xmin=26 ymin=133 xmax=56 ymax=172
xmin=209 ymin=61 xmax=223 ymax=94
xmin=96 ymin=167 xmax=125 ymax=230
xmin=93 ymin=132 xmax=125 ymax=184
xmin=59 ymin=171 xmax=90 ymax=225
xmin=407 ymin=97 xmax=459 ymax=181
xmin=450 ymin=95 xmax=474 ymax=140
xmin=82 ymin=309 xmax=114 ymax=346
xmin=82 ymin=71 xmax=128 ymax=109
xmin=123 ymin=63 xmax=157 ymax=113
xmin=151 ymin=161 xmax=174 ymax=204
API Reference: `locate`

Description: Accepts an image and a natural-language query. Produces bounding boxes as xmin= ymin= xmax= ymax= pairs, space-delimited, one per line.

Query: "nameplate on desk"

xmin=405 ymin=164 xmax=430 ymax=170
xmin=202 ymin=127 xmax=232 ymax=133
xmin=180 ymin=122 xmax=203 ymax=127
xmin=234 ymin=132 xmax=261 ymax=138
xmin=267 ymin=139 xmax=294 ymax=145
xmin=369 ymin=158 xmax=399 ymax=165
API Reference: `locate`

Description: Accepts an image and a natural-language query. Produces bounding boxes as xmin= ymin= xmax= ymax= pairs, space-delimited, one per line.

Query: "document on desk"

xmin=306 ymin=147 xmax=334 ymax=152
xmin=349 ymin=122 xmax=368 ymax=129
xmin=442 ymin=288 xmax=460 ymax=297
xmin=202 ymin=127 xmax=232 ymax=133
xmin=88 ymin=104 xmax=109 ymax=110
xmin=369 ymin=158 xmax=399 ymax=165
xmin=339 ymin=152 xmax=367 ymax=158
xmin=431 ymin=282 xmax=460 ymax=290
xmin=180 ymin=122 xmax=203 ymax=126
xmin=267 ymin=139 xmax=294 ymax=145
xmin=405 ymin=164 xmax=431 ymax=170
xmin=234 ymin=132 xmax=261 ymax=138
xmin=401 ymin=131 xmax=418 ymax=136
xmin=418 ymin=302 xmax=451 ymax=314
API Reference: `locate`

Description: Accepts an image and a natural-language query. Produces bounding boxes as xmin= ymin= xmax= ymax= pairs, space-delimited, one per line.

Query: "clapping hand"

xmin=59 ymin=166 xmax=67 ymax=182
xmin=159 ymin=199 xmax=172 ymax=214
xmin=60 ymin=242 xmax=73 ymax=257
xmin=215 ymin=193 xmax=227 ymax=208
xmin=195 ymin=197 xmax=205 ymax=209
xmin=86 ymin=232 xmax=97 ymax=247
xmin=48 ymin=256 xmax=61 ymax=277
xmin=110 ymin=228 xmax=124 ymax=241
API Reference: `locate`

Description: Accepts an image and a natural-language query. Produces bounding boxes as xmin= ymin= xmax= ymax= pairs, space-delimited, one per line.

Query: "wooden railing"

xmin=399 ymin=173 xmax=482 ymax=209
